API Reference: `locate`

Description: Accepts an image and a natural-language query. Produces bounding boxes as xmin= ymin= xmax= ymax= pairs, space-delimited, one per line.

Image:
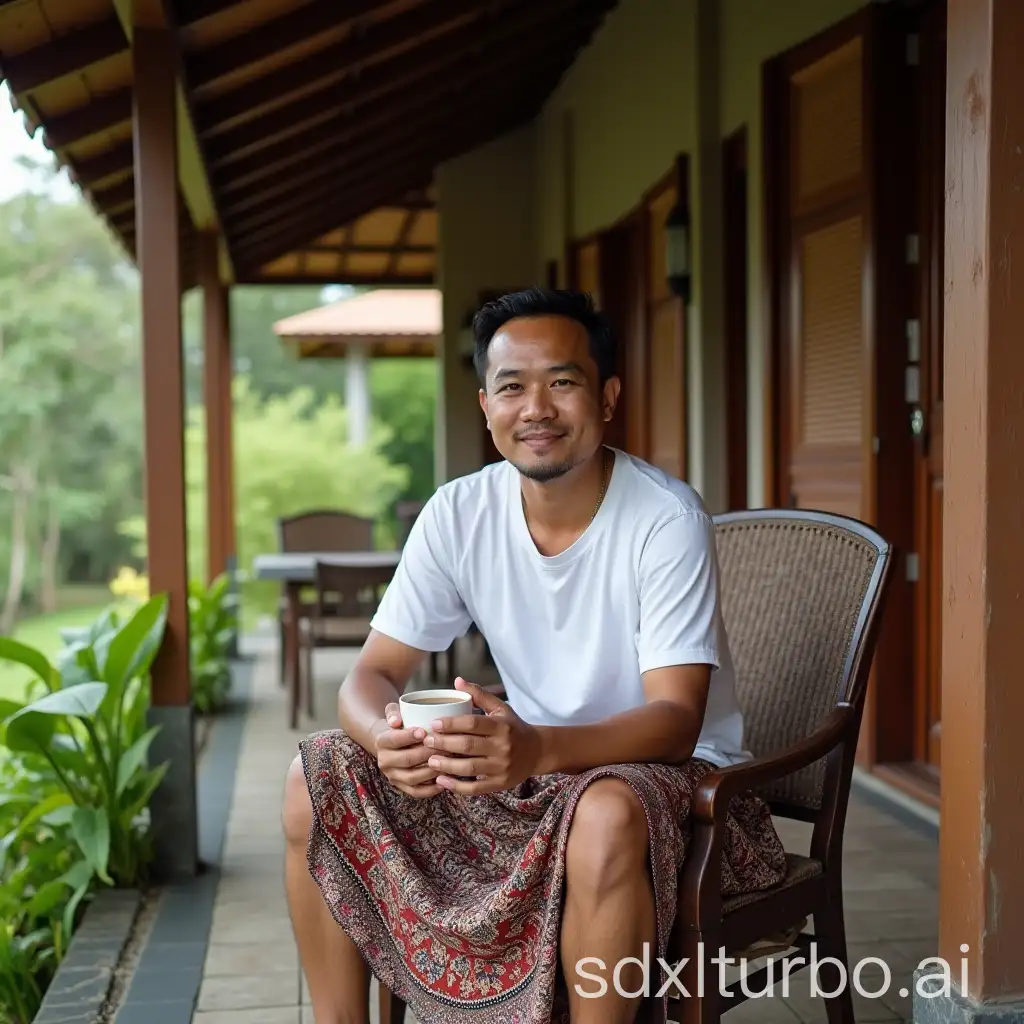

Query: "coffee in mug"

xmin=398 ymin=688 xmax=472 ymax=731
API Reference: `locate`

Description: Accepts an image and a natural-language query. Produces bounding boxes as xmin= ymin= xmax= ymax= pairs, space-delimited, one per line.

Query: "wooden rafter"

xmin=218 ymin=43 xmax=577 ymax=219
xmin=42 ymin=87 xmax=133 ymax=149
xmin=235 ymin=75 xmax=556 ymax=266
xmin=74 ymin=140 xmax=135 ymax=187
xmin=193 ymin=0 xmax=483 ymax=133
xmin=186 ymin=0 xmax=382 ymax=92
xmin=0 ymin=14 xmax=127 ymax=92
xmin=209 ymin=24 xmax=581 ymax=198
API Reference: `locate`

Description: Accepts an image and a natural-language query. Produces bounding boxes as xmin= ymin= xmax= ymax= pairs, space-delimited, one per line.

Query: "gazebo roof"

xmin=273 ymin=288 xmax=440 ymax=358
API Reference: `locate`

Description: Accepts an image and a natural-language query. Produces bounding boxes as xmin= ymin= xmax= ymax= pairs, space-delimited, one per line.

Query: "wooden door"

xmin=913 ymin=3 xmax=946 ymax=776
xmin=767 ymin=5 xmax=918 ymax=771
xmin=778 ymin=33 xmax=871 ymax=518
xmin=598 ymin=219 xmax=643 ymax=454
xmin=645 ymin=178 xmax=686 ymax=479
xmin=723 ymin=128 xmax=749 ymax=510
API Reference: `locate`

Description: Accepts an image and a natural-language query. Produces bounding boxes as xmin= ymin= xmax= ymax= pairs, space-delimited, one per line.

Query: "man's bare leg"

xmin=560 ymin=778 xmax=657 ymax=1024
xmin=283 ymin=755 xmax=370 ymax=1024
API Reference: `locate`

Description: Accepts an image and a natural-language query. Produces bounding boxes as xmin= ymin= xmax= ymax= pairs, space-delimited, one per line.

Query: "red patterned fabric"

xmin=299 ymin=729 xmax=787 ymax=1023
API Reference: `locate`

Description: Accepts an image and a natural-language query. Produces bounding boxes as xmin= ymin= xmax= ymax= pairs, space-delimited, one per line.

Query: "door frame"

xmin=761 ymin=4 xmax=920 ymax=780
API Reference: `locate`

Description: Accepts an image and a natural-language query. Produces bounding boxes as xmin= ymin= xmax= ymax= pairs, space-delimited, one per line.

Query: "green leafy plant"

xmin=188 ymin=573 xmax=238 ymax=714
xmin=0 ymin=594 xmax=170 ymax=887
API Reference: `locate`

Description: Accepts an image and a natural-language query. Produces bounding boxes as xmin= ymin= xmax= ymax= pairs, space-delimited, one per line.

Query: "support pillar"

xmin=915 ymin=0 xmax=1024 ymax=1018
xmin=133 ymin=20 xmax=197 ymax=881
xmin=345 ymin=343 xmax=371 ymax=446
xmin=198 ymin=230 xmax=235 ymax=585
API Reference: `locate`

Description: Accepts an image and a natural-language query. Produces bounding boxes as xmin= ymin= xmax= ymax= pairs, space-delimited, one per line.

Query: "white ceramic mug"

xmin=398 ymin=688 xmax=473 ymax=732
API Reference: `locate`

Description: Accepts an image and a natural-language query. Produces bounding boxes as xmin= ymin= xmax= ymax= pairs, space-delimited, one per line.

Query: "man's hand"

xmin=373 ymin=702 xmax=441 ymax=799
xmin=424 ymin=677 xmax=546 ymax=795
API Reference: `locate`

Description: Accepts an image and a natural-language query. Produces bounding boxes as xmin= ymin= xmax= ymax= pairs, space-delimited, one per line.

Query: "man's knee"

xmin=565 ymin=778 xmax=649 ymax=895
xmin=282 ymin=753 xmax=312 ymax=846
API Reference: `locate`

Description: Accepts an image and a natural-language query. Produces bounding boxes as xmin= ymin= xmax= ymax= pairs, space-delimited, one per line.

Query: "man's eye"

xmin=553 ymin=379 xmax=574 ymax=387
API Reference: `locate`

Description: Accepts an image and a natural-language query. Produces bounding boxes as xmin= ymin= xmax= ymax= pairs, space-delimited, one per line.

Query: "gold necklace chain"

xmin=521 ymin=448 xmax=611 ymax=528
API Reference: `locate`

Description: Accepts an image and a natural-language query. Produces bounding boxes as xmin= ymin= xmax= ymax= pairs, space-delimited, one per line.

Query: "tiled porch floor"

xmin=191 ymin=645 xmax=936 ymax=1024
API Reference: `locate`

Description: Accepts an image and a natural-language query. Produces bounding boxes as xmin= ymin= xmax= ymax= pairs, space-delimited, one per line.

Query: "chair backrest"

xmin=313 ymin=560 xmax=394 ymax=618
xmin=713 ymin=509 xmax=892 ymax=814
xmin=277 ymin=510 xmax=374 ymax=552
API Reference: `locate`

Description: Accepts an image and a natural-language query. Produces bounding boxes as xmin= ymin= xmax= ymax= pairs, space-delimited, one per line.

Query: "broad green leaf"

xmin=4 ymin=683 xmax=107 ymax=757
xmin=115 ymin=725 xmax=160 ymax=796
xmin=56 ymin=644 xmax=95 ymax=690
xmin=102 ymin=594 xmax=168 ymax=712
xmin=0 ymin=638 xmax=56 ymax=693
xmin=71 ymin=807 xmax=111 ymax=884
xmin=15 ymin=793 xmax=73 ymax=839
xmin=0 ymin=699 xmax=23 ymax=744
xmin=58 ymin=859 xmax=94 ymax=891
xmin=62 ymin=878 xmax=92 ymax=939
xmin=41 ymin=805 xmax=76 ymax=828
xmin=122 ymin=762 xmax=169 ymax=822
xmin=2 ymin=711 xmax=57 ymax=757
xmin=27 ymin=879 xmax=67 ymax=919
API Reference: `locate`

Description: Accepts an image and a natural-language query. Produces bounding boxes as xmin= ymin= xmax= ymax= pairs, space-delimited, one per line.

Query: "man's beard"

xmin=511 ymin=455 xmax=579 ymax=482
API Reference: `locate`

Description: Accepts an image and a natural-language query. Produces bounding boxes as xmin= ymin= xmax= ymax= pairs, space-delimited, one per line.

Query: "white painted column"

xmin=345 ymin=343 xmax=371 ymax=446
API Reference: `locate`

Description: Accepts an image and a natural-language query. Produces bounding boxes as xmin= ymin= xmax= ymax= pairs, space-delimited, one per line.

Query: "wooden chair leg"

xmin=303 ymin=634 xmax=315 ymax=718
xmin=377 ymin=980 xmax=406 ymax=1024
xmin=815 ymin=882 xmax=855 ymax=1023
xmin=278 ymin=610 xmax=288 ymax=688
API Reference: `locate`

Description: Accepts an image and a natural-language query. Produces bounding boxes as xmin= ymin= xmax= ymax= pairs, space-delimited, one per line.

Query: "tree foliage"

xmin=0 ymin=160 xmax=438 ymax=630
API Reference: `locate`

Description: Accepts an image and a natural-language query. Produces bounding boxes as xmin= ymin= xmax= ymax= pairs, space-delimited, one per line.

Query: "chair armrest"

xmin=692 ymin=703 xmax=853 ymax=825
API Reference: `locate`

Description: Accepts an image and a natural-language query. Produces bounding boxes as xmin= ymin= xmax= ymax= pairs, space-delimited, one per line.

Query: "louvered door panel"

xmin=783 ymin=30 xmax=867 ymax=521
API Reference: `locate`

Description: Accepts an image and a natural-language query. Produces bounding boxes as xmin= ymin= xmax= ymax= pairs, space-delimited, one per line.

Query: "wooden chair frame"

xmin=371 ymin=509 xmax=895 ymax=1024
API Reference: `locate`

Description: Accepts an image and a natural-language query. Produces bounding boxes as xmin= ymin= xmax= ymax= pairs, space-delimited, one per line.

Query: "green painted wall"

xmin=536 ymin=0 xmax=698 ymax=274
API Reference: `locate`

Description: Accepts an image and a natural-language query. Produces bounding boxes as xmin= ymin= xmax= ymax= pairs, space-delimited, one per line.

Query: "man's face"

xmin=478 ymin=314 xmax=619 ymax=481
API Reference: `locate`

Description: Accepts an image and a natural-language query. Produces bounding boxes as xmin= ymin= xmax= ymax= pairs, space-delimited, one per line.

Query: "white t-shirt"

xmin=370 ymin=447 xmax=751 ymax=768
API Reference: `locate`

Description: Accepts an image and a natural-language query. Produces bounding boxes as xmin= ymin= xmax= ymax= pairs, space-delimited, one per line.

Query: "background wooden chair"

xmin=297 ymin=559 xmax=395 ymax=716
xmin=666 ymin=508 xmax=894 ymax=1023
xmin=374 ymin=508 xmax=893 ymax=1024
xmin=276 ymin=510 xmax=375 ymax=708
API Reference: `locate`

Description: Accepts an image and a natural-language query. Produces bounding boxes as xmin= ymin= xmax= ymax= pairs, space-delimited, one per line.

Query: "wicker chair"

xmin=276 ymin=510 xmax=375 ymax=721
xmin=375 ymin=508 xmax=894 ymax=1024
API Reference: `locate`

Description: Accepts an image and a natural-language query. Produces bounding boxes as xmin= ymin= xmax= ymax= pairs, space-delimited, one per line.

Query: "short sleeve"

xmin=636 ymin=511 xmax=722 ymax=675
xmin=370 ymin=492 xmax=473 ymax=652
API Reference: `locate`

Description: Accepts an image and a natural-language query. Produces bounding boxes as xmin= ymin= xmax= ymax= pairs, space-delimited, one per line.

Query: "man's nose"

xmin=521 ymin=383 xmax=556 ymax=421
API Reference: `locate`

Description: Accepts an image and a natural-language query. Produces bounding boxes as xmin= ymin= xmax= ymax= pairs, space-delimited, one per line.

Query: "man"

xmin=282 ymin=288 xmax=786 ymax=1024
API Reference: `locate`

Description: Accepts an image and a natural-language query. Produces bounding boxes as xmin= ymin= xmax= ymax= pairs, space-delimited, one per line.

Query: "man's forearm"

xmin=338 ymin=667 xmax=403 ymax=754
xmin=535 ymin=700 xmax=702 ymax=774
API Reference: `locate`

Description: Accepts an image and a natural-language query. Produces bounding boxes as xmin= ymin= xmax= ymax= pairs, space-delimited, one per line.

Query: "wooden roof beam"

xmin=197 ymin=0 xmax=578 ymax=151
xmin=109 ymin=0 xmax=234 ymax=281
xmin=217 ymin=40 xmax=578 ymax=211
xmin=194 ymin=0 xmax=486 ymax=132
xmin=305 ymin=243 xmax=434 ymax=256
xmin=234 ymin=92 xmax=548 ymax=264
xmin=387 ymin=211 xmax=417 ymax=276
xmin=73 ymin=140 xmax=136 ymax=187
xmin=208 ymin=23 xmax=582 ymax=194
xmin=186 ymin=0 xmax=381 ymax=92
xmin=42 ymin=87 xmax=133 ymax=148
xmin=0 ymin=14 xmax=127 ymax=92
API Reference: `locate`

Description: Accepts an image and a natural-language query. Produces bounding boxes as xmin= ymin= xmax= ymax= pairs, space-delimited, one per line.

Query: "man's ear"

xmin=478 ymin=388 xmax=490 ymax=429
xmin=602 ymin=376 xmax=621 ymax=422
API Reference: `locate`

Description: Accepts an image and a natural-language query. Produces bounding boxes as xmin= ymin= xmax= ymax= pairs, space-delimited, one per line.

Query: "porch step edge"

xmin=851 ymin=765 xmax=940 ymax=839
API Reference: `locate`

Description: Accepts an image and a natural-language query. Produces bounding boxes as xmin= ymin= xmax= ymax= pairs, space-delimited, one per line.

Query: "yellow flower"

xmin=109 ymin=566 xmax=150 ymax=600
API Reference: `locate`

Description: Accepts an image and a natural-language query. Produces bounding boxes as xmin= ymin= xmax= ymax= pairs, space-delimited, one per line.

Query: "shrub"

xmin=0 ymin=595 xmax=170 ymax=1023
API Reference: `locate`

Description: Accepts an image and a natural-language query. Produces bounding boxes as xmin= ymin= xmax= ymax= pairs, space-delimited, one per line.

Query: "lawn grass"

xmin=0 ymin=593 xmax=117 ymax=701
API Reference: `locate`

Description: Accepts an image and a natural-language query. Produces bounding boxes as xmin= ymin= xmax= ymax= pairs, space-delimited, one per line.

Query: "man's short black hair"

xmin=471 ymin=287 xmax=617 ymax=386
